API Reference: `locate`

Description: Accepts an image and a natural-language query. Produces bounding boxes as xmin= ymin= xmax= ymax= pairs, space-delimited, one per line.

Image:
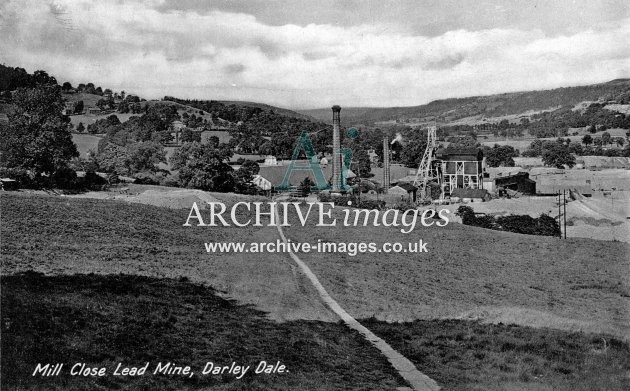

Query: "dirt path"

xmin=273 ymin=209 xmax=440 ymax=391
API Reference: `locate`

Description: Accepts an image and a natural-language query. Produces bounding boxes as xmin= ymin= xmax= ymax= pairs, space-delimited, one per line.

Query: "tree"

xmin=96 ymin=98 xmax=107 ymax=110
xmin=180 ymin=128 xmax=201 ymax=143
xmin=117 ymin=100 xmax=129 ymax=113
xmin=170 ymin=142 xmax=234 ymax=191
xmin=298 ymin=177 xmax=315 ymax=197
xmin=353 ymin=148 xmax=372 ymax=178
xmin=616 ymin=137 xmax=625 ymax=148
xmin=0 ymin=85 xmax=78 ymax=177
xmin=74 ymin=100 xmax=84 ymax=114
xmin=125 ymin=141 xmax=167 ymax=173
xmin=601 ymin=131 xmax=611 ymax=146
xmin=541 ymin=142 xmax=575 ymax=169
xmin=582 ymin=134 xmax=593 ymax=146
xmin=234 ymin=160 xmax=260 ymax=194
xmin=484 ymin=144 xmax=518 ymax=167
xmin=32 ymin=70 xmax=57 ymax=86
xmin=76 ymin=122 xmax=85 ymax=133
xmin=568 ymin=141 xmax=583 ymax=155
xmin=62 ymin=81 xmax=73 ymax=91
xmin=588 ymin=125 xmax=597 ymax=134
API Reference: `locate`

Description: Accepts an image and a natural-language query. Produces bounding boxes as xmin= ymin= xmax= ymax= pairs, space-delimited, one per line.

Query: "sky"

xmin=1 ymin=0 xmax=629 ymax=109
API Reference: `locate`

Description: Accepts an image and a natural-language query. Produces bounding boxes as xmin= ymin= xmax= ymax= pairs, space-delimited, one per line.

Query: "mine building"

xmin=435 ymin=147 xmax=484 ymax=196
xmin=494 ymin=172 xmax=536 ymax=195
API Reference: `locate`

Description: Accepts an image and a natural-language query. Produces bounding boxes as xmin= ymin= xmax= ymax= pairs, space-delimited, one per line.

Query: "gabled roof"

xmin=495 ymin=172 xmax=535 ymax=184
xmin=436 ymin=147 xmax=482 ymax=155
xmin=395 ymin=182 xmax=417 ymax=192
xmin=257 ymin=161 xmax=355 ymax=189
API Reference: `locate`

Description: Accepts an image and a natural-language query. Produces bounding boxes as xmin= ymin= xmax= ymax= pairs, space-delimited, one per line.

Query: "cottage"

xmin=87 ymin=107 xmax=102 ymax=115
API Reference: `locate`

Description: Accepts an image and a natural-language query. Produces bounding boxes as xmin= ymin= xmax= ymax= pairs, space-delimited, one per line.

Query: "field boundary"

xmin=273 ymin=209 xmax=440 ymax=391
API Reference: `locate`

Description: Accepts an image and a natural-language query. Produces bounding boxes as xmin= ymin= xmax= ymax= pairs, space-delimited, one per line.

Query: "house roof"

xmin=495 ymin=172 xmax=536 ymax=184
xmin=436 ymin=147 xmax=482 ymax=155
xmin=450 ymin=188 xmax=490 ymax=199
xmin=395 ymin=182 xmax=417 ymax=192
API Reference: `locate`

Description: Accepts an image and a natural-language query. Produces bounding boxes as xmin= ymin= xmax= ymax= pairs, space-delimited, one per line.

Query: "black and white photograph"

xmin=1 ymin=1 xmax=629 ymax=390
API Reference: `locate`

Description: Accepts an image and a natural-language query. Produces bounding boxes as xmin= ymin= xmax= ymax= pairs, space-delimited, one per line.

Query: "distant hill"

xmin=217 ymin=100 xmax=315 ymax=121
xmin=300 ymin=79 xmax=630 ymax=125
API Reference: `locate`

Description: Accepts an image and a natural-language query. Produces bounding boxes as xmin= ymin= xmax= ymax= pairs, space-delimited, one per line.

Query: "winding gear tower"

xmin=413 ymin=126 xmax=439 ymax=200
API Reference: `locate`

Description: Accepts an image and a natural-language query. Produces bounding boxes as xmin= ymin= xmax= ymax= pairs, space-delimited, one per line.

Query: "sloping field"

xmin=72 ymin=133 xmax=102 ymax=157
xmin=283 ymin=208 xmax=629 ymax=339
xmin=2 ymin=192 xmax=628 ymax=340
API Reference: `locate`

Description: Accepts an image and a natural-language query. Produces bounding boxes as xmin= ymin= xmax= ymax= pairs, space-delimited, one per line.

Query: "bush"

xmin=51 ymin=167 xmax=78 ymax=189
xmin=82 ymin=171 xmax=108 ymax=191
xmin=160 ymin=174 xmax=180 ymax=188
xmin=458 ymin=205 xmax=560 ymax=237
xmin=133 ymin=172 xmax=161 ymax=185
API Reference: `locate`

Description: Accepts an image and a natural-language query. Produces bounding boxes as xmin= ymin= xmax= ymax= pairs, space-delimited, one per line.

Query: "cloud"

xmin=1 ymin=0 xmax=629 ymax=109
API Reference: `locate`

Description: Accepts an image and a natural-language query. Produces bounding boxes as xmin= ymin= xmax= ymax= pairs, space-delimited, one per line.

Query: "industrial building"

xmin=494 ymin=172 xmax=536 ymax=195
xmin=435 ymin=147 xmax=484 ymax=197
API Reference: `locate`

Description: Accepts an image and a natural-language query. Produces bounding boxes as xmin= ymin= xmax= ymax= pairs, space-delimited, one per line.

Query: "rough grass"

xmin=2 ymin=192 xmax=630 ymax=390
xmin=364 ymin=318 xmax=630 ymax=391
xmin=2 ymin=273 xmax=628 ymax=391
xmin=1 ymin=272 xmax=405 ymax=391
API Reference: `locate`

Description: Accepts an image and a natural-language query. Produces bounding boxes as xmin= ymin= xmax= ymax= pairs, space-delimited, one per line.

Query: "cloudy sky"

xmin=1 ymin=0 xmax=629 ymax=109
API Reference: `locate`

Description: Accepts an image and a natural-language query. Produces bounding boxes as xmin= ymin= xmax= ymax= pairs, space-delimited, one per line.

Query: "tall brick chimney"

xmin=331 ymin=105 xmax=341 ymax=190
xmin=383 ymin=137 xmax=390 ymax=193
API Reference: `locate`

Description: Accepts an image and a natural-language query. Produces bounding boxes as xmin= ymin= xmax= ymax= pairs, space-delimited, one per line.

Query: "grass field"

xmin=1 ymin=192 xmax=629 ymax=390
xmin=1 ymin=272 xmax=405 ymax=391
xmin=3 ymin=272 xmax=628 ymax=391
xmin=72 ymin=133 xmax=102 ymax=157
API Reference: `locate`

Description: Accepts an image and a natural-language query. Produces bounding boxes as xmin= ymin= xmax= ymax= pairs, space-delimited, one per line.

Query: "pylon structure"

xmin=413 ymin=126 xmax=439 ymax=201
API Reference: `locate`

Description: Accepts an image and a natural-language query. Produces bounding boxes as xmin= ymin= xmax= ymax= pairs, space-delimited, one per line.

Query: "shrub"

xmin=51 ymin=167 xmax=78 ymax=189
xmin=133 ymin=172 xmax=161 ymax=185
xmin=459 ymin=206 xmax=560 ymax=237
xmin=82 ymin=171 xmax=108 ymax=191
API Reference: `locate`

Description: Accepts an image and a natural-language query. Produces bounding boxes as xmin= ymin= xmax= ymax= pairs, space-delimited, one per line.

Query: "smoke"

xmin=391 ymin=133 xmax=403 ymax=144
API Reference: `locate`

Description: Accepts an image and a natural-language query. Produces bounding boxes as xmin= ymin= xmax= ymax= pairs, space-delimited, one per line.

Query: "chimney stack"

xmin=331 ymin=105 xmax=341 ymax=190
xmin=383 ymin=137 xmax=390 ymax=193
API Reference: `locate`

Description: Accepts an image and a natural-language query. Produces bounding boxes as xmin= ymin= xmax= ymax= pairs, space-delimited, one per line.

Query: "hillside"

xmin=218 ymin=100 xmax=316 ymax=121
xmin=3 ymin=190 xmax=628 ymax=339
xmin=301 ymin=79 xmax=630 ymax=125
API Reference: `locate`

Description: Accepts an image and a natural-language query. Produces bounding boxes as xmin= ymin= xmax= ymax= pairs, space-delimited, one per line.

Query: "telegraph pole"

xmin=558 ymin=190 xmax=562 ymax=238
xmin=563 ymin=189 xmax=567 ymax=239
